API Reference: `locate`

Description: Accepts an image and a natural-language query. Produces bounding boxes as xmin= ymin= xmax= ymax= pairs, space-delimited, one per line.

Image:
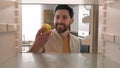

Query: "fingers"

xmin=43 ymin=30 xmax=52 ymax=40
xmin=36 ymin=26 xmax=46 ymax=36
xmin=42 ymin=30 xmax=52 ymax=35
xmin=37 ymin=30 xmax=52 ymax=40
xmin=34 ymin=30 xmax=52 ymax=49
xmin=40 ymin=30 xmax=51 ymax=38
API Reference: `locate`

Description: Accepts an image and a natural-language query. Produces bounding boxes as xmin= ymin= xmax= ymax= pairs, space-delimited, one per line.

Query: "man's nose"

xmin=58 ymin=18 xmax=64 ymax=23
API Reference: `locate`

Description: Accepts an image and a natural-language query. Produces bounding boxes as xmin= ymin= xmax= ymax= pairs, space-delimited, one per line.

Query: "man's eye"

xmin=57 ymin=17 xmax=59 ymax=19
xmin=63 ymin=16 xmax=67 ymax=19
xmin=55 ymin=16 xmax=59 ymax=19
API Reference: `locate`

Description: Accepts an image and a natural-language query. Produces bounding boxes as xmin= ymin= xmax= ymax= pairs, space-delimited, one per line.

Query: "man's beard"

xmin=54 ymin=23 xmax=70 ymax=33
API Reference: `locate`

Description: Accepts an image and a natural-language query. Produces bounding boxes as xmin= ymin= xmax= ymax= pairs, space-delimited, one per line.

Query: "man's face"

xmin=54 ymin=9 xmax=73 ymax=33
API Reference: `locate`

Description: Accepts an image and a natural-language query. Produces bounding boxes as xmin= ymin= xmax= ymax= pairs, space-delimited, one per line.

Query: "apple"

xmin=42 ymin=23 xmax=52 ymax=32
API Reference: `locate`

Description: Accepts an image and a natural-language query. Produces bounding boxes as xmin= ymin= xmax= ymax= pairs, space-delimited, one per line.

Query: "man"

xmin=29 ymin=5 xmax=80 ymax=53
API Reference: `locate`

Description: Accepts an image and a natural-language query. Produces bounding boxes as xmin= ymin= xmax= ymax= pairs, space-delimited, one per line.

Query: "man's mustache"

xmin=56 ymin=23 xmax=65 ymax=26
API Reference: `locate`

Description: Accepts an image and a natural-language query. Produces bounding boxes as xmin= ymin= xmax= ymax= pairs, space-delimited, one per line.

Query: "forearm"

xmin=28 ymin=28 xmax=51 ymax=53
xmin=28 ymin=42 xmax=41 ymax=53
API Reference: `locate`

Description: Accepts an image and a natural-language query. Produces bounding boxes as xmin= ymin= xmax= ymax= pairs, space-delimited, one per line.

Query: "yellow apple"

xmin=42 ymin=23 xmax=52 ymax=32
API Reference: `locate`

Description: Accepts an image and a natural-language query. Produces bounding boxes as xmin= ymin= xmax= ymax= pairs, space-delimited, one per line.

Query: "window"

xmin=22 ymin=5 xmax=42 ymax=42
xmin=22 ymin=5 xmax=42 ymax=52
xmin=78 ymin=5 xmax=91 ymax=38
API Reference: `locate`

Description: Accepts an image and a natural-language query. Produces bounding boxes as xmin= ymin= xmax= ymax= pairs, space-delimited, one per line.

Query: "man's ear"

xmin=70 ymin=18 xmax=74 ymax=24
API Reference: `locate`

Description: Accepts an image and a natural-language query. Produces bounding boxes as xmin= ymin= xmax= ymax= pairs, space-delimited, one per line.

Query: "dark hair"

xmin=55 ymin=5 xmax=74 ymax=18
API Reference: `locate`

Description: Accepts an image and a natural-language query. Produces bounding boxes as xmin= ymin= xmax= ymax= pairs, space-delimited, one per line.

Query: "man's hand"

xmin=35 ymin=26 xmax=52 ymax=48
xmin=29 ymin=26 xmax=52 ymax=53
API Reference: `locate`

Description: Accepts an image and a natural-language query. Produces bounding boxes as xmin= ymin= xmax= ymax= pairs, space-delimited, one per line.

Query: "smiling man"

xmin=29 ymin=5 xmax=80 ymax=53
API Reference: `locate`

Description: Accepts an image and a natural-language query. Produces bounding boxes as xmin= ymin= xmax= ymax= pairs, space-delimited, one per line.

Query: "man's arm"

xmin=28 ymin=27 xmax=52 ymax=53
xmin=29 ymin=42 xmax=41 ymax=53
